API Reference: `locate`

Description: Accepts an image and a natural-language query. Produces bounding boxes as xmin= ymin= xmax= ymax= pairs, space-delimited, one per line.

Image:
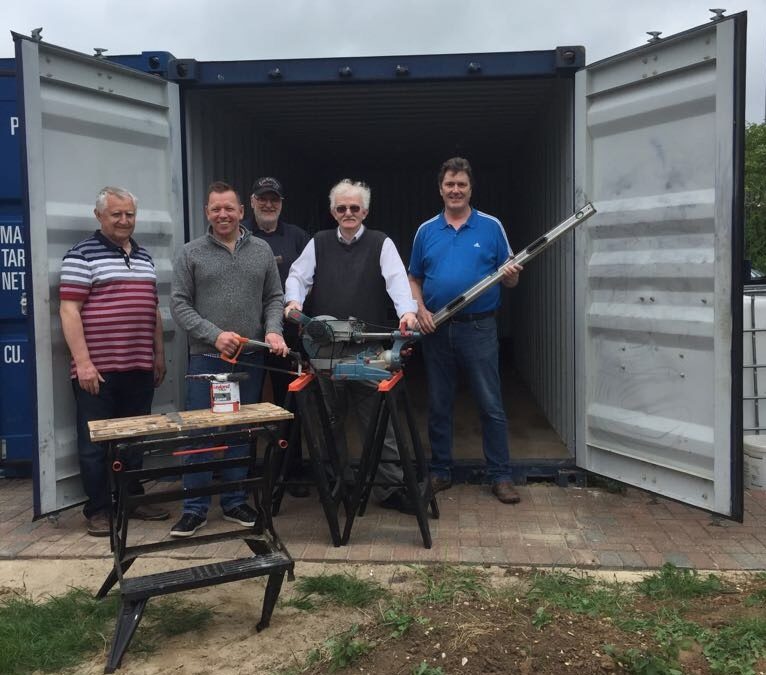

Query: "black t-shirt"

xmin=244 ymin=218 xmax=310 ymax=287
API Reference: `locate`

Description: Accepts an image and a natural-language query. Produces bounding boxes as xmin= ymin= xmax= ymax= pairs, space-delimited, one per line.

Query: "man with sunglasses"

xmin=284 ymin=179 xmax=419 ymax=514
xmin=245 ymin=176 xmax=311 ymax=498
xmin=409 ymin=157 xmax=523 ymax=505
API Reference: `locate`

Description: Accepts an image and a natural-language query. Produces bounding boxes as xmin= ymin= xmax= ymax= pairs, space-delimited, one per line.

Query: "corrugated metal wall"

xmin=509 ymin=80 xmax=575 ymax=449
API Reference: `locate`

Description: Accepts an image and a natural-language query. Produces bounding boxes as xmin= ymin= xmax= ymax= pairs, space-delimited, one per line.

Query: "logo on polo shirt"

xmin=473 ymin=242 xmax=481 ymax=248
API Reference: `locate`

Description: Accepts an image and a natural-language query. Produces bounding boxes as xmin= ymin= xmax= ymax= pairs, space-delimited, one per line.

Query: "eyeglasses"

xmin=334 ymin=204 xmax=362 ymax=214
xmin=253 ymin=195 xmax=282 ymax=204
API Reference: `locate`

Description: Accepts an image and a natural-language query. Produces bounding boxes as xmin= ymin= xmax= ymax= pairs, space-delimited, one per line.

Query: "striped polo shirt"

xmin=60 ymin=230 xmax=158 ymax=377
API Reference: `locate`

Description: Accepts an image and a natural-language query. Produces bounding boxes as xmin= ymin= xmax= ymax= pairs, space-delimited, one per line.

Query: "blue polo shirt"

xmin=409 ymin=208 xmax=512 ymax=315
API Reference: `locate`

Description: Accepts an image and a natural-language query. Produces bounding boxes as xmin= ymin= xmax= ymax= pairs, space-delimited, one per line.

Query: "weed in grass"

xmin=380 ymin=604 xmax=421 ymax=638
xmin=527 ymin=569 xmax=631 ymax=617
xmin=701 ymin=616 xmax=766 ymax=674
xmin=603 ymin=644 xmax=682 ymax=675
xmin=291 ymin=573 xmax=386 ymax=609
xmin=637 ymin=563 xmax=724 ymax=600
xmin=412 ymin=564 xmax=489 ymax=605
xmin=281 ymin=595 xmax=316 ymax=611
xmin=411 ymin=660 xmax=445 ymax=675
xmin=323 ymin=624 xmax=373 ymax=672
xmin=531 ymin=606 xmax=553 ymax=629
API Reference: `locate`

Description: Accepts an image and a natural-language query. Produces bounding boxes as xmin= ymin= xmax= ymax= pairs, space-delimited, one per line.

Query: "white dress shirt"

xmin=285 ymin=225 xmax=417 ymax=318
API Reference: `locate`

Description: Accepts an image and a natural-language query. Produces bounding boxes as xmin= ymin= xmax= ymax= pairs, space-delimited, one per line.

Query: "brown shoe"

xmin=86 ymin=512 xmax=110 ymax=537
xmin=492 ymin=481 xmax=521 ymax=504
xmin=430 ymin=474 xmax=453 ymax=494
xmin=129 ymin=504 xmax=170 ymax=521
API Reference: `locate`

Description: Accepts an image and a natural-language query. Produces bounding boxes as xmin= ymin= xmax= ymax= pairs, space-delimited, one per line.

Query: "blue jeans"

xmin=73 ymin=370 xmax=154 ymax=518
xmin=181 ymin=353 xmax=265 ymax=517
xmin=423 ymin=316 xmax=511 ymax=483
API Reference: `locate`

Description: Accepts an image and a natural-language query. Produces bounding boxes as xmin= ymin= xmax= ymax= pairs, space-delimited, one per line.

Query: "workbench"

xmin=88 ymin=402 xmax=294 ymax=673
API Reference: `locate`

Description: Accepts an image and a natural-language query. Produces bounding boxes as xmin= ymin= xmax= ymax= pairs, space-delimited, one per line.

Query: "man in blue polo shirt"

xmin=408 ymin=157 xmax=523 ymax=504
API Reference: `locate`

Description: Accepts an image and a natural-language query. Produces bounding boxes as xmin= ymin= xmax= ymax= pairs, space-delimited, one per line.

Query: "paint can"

xmin=210 ymin=381 xmax=240 ymax=413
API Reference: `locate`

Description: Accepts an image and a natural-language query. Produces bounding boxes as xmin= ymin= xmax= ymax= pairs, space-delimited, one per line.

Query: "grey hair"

xmin=95 ymin=186 xmax=138 ymax=213
xmin=329 ymin=179 xmax=370 ymax=211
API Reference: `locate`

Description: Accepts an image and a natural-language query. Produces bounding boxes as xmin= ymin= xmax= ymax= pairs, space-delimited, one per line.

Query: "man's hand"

xmin=153 ymin=354 xmax=167 ymax=387
xmin=399 ymin=312 xmax=419 ymax=332
xmin=416 ymin=304 xmax=436 ymax=334
xmin=501 ymin=263 xmax=523 ymax=288
xmin=284 ymin=300 xmax=302 ymax=319
xmin=76 ymin=360 xmax=106 ymax=395
xmin=265 ymin=332 xmax=289 ymax=357
xmin=214 ymin=331 xmax=242 ymax=357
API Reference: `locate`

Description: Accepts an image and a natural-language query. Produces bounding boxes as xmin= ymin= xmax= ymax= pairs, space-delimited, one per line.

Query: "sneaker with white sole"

xmin=169 ymin=512 xmax=207 ymax=538
xmin=222 ymin=503 xmax=261 ymax=528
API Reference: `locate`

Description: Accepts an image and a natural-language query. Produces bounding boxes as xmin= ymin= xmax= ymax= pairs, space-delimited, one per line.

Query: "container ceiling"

xmin=189 ymin=77 xmax=563 ymax=161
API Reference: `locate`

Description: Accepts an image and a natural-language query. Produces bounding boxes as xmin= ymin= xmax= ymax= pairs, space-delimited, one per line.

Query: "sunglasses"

xmin=334 ymin=204 xmax=362 ymax=214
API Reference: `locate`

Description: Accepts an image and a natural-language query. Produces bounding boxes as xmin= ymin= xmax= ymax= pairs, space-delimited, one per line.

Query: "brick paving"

xmin=1 ymin=477 xmax=766 ymax=570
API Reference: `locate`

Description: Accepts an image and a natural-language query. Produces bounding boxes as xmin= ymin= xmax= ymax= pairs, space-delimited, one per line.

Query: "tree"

xmin=745 ymin=122 xmax=766 ymax=273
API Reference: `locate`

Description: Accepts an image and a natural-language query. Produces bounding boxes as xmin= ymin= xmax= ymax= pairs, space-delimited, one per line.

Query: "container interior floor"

xmin=264 ymin=347 xmax=569 ymax=464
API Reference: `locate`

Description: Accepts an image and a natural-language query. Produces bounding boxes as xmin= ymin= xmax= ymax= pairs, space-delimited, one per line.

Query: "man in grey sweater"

xmin=170 ymin=181 xmax=288 ymax=537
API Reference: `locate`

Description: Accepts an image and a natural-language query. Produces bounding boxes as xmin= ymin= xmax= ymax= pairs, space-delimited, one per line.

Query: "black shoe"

xmin=222 ymin=503 xmax=261 ymax=527
xmin=287 ymin=484 xmax=310 ymax=498
xmin=169 ymin=513 xmax=207 ymax=538
xmin=430 ymin=474 xmax=453 ymax=494
xmin=380 ymin=489 xmax=417 ymax=516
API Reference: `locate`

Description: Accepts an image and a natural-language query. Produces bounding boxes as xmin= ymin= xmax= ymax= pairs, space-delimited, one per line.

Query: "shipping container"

xmin=6 ymin=11 xmax=746 ymax=520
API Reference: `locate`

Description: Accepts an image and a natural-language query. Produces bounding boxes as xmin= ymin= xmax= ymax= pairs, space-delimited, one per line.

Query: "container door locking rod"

xmin=431 ymin=203 xmax=597 ymax=328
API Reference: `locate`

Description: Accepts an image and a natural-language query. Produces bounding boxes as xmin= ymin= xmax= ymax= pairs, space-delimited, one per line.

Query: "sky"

xmin=3 ymin=0 xmax=765 ymax=123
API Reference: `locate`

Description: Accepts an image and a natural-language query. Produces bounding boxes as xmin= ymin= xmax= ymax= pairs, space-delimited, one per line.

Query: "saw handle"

xmin=221 ymin=336 xmax=249 ymax=364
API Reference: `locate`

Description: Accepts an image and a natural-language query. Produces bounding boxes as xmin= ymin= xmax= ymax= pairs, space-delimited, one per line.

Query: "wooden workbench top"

xmin=88 ymin=403 xmax=293 ymax=442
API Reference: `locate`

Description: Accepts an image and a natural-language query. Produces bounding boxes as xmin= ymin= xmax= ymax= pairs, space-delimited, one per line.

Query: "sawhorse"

xmin=273 ymin=372 xmax=351 ymax=547
xmin=341 ymin=371 xmax=438 ymax=548
xmin=88 ymin=403 xmax=295 ymax=673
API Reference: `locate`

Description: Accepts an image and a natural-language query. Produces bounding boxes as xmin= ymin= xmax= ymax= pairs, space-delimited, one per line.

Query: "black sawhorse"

xmin=340 ymin=371 xmax=438 ymax=548
xmin=88 ymin=403 xmax=295 ymax=673
xmin=271 ymin=373 xmax=351 ymax=546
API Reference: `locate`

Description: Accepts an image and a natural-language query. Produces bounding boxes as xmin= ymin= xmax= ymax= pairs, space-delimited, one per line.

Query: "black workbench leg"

xmin=271 ymin=402 xmax=301 ymax=516
xmin=359 ymin=407 xmax=389 ymax=519
xmin=399 ymin=386 xmax=440 ymax=520
xmin=104 ymin=597 xmax=148 ymax=673
xmin=96 ymin=558 xmax=136 ymax=600
xmin=388 ymin=390 xmax=432 ymax=549
xmin=256 ymin=571 xmax=286 ymax=632
xmin=298 ymin=393 xmax=343 ymax=547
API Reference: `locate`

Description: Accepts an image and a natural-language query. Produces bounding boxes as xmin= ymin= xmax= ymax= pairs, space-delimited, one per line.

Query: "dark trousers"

xmin=73 ymin=370 xmax=154 ymax=518
xmin=263 ymin=351 xmax=305 ymax=476
xmin=262 ymin=326 xmax=304 ymax=476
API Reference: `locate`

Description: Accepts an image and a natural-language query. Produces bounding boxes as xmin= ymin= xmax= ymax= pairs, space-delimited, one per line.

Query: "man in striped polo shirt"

xmin=60 ymin=186 xmax=169 ymax=537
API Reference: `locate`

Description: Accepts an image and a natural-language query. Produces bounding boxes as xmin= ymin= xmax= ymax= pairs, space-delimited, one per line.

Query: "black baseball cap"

xmin=252 ymin=176 xmax=285 ymax=198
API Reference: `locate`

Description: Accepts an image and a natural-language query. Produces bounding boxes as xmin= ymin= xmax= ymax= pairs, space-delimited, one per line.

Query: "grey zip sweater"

xmin=171 ymin=227 xmax=284 ymax=355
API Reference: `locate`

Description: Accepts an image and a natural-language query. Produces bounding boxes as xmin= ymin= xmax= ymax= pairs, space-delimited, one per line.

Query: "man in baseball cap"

xmin=246 ymin=176 xmax=311 ymax=497
xmin=252 ymin=176 xmax=285 ymax=200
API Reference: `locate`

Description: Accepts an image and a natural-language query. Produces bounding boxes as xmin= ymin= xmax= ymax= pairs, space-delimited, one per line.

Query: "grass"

xmin=526 ymin=568 xmax=631 ymax=617
xmin=281 ymin=572 xmax=387 ymax=611
xmin=0 ymin=587 xmax=213 ymax=674
xmin=411 ymin=563 xmax=489 ymax=605
xmin=636 ymin=563 xmax=726 ymax=599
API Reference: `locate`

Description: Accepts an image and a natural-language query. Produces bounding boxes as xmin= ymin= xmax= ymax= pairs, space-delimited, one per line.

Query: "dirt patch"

xmin=0 ymin=559 xmax=764 ymax=674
